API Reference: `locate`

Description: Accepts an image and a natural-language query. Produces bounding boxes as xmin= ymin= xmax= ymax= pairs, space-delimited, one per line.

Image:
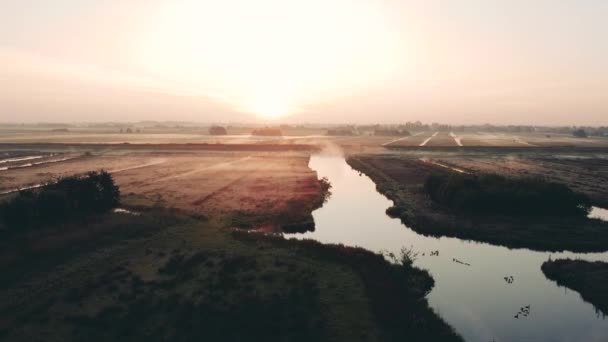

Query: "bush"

xmin=572 ymin=129 xmax=588 ymax=138
xmin=209 ymin=126 xmax=227 ymax=135
xmin=385 ymin=206 xmax=405 ymax=218
xmin=318 ymin=177 xmax=332 ymax=202
xmin=0 ymin=171 xmax=120 ymax=229
xmin=424 ymin=172 xmax=591 ymax=217
xmin=384 ymin=246 xmax=418 ymax=268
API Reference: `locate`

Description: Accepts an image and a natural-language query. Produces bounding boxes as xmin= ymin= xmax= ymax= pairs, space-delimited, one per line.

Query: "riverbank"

xmin=347 ymin=154 xmax=608 ymax=252
xmin=0 ymin=210 xmax=461 ymax=341
xmin=542 ymin=259 xmax=608 ymax=316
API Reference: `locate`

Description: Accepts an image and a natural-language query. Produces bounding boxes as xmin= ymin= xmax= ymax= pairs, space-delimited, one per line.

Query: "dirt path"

xmin=513 ymin=136 xmax=536 ymax=146
xmin=0 ymin=155 xmax=44 ymax=164
xmin=110 ymin=158 xmax=168 ymax=173
xmin=419 ymin=157 xmax=468 ymax=174
xmin=450 ymin=132 xmax=463 ymax=146
xmin=419 ymin=132 xmax=439 ymax=146
xmin=381 ymin=131 xmax=424 ymax=146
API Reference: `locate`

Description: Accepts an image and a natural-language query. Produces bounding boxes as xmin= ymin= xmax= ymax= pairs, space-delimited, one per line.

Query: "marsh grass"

xmin=424 ymin=172 xmax=591 ymax=217
xmin=230 ymin=176 xmax=332 ymax=233
xmin=0 ymin=208 xmax=461 ymax=341
xmin=542 ymin=259 xmax=608 ymax=316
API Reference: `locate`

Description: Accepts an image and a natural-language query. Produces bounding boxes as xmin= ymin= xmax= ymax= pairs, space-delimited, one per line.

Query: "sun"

xmin=245 ymin=92 xmax=291 ymax=120
xmin=135 ymin=0 xmax=406 ymax=119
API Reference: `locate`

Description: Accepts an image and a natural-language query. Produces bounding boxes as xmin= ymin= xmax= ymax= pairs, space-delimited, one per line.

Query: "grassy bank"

xmin=542 ymin=259 xmax=608 ymax=316
xmin=230 ymin=176 xmax=332 ymax=233
xmin=0 ymin=183 xmax=460 ymax=341
xmin=0 ymin=213 xmax=461 ymax=341
xmin=347 ymin=154 xmax=608 ymax=252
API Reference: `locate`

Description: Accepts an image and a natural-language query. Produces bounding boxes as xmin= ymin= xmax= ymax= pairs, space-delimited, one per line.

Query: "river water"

xmin=297 ymin=154 xmax=608 ymax=342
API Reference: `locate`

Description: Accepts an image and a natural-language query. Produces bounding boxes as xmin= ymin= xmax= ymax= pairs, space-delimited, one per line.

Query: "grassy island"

xmin=542 ymin=259 xmax=608 ymax=316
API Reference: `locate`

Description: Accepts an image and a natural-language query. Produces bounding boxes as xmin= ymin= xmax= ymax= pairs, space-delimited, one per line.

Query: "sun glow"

xmin=247 ymin=93 xmax=292 ymax=119
xmin=134 ymin=0 xmax=408 ymax=119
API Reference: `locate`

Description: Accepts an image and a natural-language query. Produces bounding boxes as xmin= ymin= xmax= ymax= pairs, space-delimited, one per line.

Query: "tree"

xmin=0 ymin=171 xmax=120 ymax=230
xmin=209 ymin=126 xmax=228 ymax=135
xmin=573 ymin=129 xmax=588 ymax=138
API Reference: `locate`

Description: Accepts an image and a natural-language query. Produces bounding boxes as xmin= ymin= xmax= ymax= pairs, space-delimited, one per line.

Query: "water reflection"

xmin=590 ymin=207 xmax=608 ymax=221
xmin=296 ymin=154 xmax=608 ymax=342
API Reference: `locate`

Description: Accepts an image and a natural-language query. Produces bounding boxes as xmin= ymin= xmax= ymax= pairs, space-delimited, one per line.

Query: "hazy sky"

xmin=1 ymin=0 xmax=607 ymax=125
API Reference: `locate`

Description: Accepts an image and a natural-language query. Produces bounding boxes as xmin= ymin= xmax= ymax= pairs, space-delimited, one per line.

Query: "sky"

xmin=1 ymin=0 xmax=607 ymax=125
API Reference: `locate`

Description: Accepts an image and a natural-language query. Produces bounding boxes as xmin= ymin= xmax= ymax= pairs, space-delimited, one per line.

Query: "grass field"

xmin=0 ymin=142 xmax=462 ymax=341
xmin=3 ymin=125 xmax=608 ymax=148
xmin=0 ymin=149 xmax=320 ymax=216
xmin=0 ymin=188 xmax=459 ymax=341
xmin=425 ymin=153 xmax=608 ymax=207
xmin=459 ymin=132 xmax=529 ymax=147
xmin=0 ymin=210 xmax=461 ymax=341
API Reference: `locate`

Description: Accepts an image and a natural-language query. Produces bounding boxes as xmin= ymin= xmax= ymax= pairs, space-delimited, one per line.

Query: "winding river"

xmin=297 ymin=153 xmax=608 ymax=342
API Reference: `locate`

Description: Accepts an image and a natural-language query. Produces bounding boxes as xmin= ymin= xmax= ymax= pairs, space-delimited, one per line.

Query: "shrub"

xmin=318 ymin=177 xmax=332 ymax=203
xmin=209 ymin=126 xmax=228 ymax=135
xmin=572 ymin=129 xmax=588 ymax=138
xmin=424 ymin=172 xmax=591 ymax=217
xmin=0 ymin=171 xmax=120 ymax=229
xmin=385 ymin=206 xmax=405 ymax=218
xmin=384 ymin=246 xmax=418 ymax=268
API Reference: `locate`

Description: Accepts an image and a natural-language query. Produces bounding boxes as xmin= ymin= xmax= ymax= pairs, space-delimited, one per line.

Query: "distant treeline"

xmin=424 ymin=173 xmax=591 ymax=217
xmin=326 ymin=128 xmax=356 ymax=136
xmin=252 ymin=127 xmax=282 ymax=136
xmin=0 ymin=171 xmax=120 ymax=229
xmin=343 ymin=123 xmax=608 ymax=136
xmin=7 ymin=122 xmax=608 ymax=137
xmin=373 ymin=129 xmax=411 ymax=137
